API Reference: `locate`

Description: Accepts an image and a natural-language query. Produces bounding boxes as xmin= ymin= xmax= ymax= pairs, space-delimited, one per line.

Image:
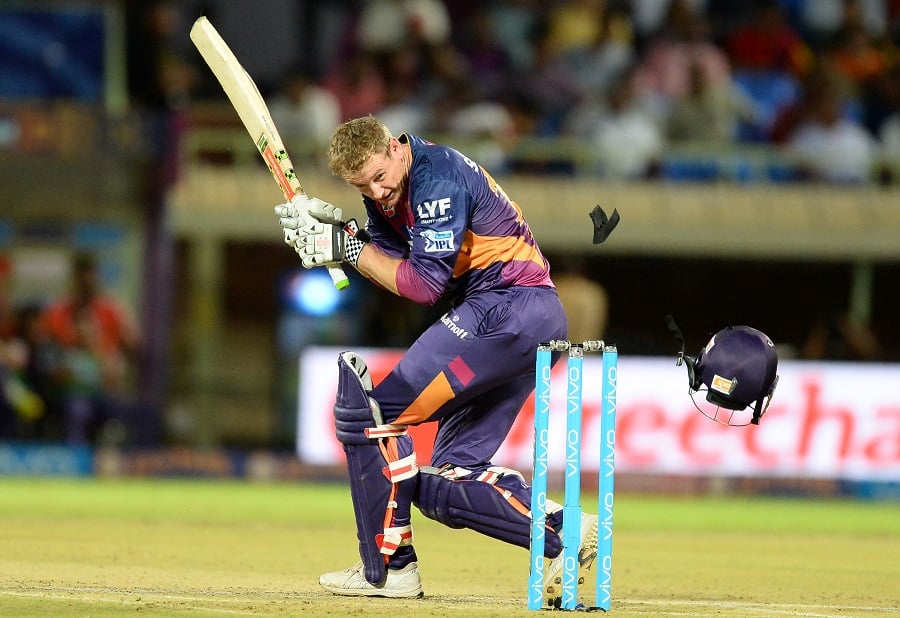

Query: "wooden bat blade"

xmin=189 ymin=16 xmax=301 ymax=200
xmin=189 ymin=16 xmax=349 ymax=291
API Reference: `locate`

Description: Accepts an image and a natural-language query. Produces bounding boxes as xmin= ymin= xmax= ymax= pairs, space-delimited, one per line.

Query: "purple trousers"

xmin=343 ymin=285 xmax=569 ymax=571
xmin=374 ymin=285 xmax=567 ymax=469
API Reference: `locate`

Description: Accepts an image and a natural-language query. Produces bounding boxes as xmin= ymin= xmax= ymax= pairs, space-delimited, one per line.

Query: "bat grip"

xmin=287 ymin=194 xmax=350 ymax=291
xmin=327 ymin=264 xmax=350 ymax=290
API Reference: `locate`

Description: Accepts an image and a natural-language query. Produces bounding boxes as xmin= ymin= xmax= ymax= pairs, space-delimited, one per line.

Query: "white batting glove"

xmin=274 ymin=194 xmax=343 ymax=229
xmin=282 ymin=226 xmax=307 ymax=248
xmin=295 ymin=219 xmax=369 ymax=269
xmin=302 ymin=195 xmax=343 ymax=224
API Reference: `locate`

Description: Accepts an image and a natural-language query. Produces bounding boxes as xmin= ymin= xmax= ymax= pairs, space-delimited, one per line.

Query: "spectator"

xmin=862 ymin=55 xmax=900 ymax=137
xmin=415 ymin=39 xmax=470 ymax=111
xmin=487 ymin=0 xmax=545 ymax=71
xmin=40 ymin=253 xmax=140 ymax=446
xmin=667 ymin=57 xmax=757 ymax=143
xmin=456 ymin=6 xmax=515 ymax=101
xmin=1 ymin=260 xmax=37 ymax=439
xmin=0 ymin=333 xmax=43 ymax=440
xmin=396 ymin=0 xmax=453 ymax=47
xmin=545 ymin=0 xmax=608 ymax=57
xmin=630 ymin=0 xmax=709 ymax=47
xmin=511 ymin=23 xmax=584 ymax=136
xmin=564 ymin=2 xmax=636 ymax=98
xmin=0 ymin=259 xmax=47 ymax=440
xmin=301 ymin=0 xmax=358 ymax=77
xmin=633 ymin=4 xmax=733 ymax=119
xmin=16 ymin=304 xmax=62 ymax=440
xmin=825 ymin=21 xmax=888 ymax=99
xmin=433 ymin=78 xmax=518 ymax=171
xmin=769 ymin=66 xmax=831 ymax=143
xmin=798 ymin=0 xmax=887 ymax=51
xmin=323 ymin=51 xmax=387 ymax=121
xmin=876 ymin=70 xmax=900 ymax=181
xmin=568 ymin=66 xmax=664 ymax=179
xmin=268 ymin=68 xmax=341 ymax=168
xmin=785 ymin=68 xmax=878 ymax=183
xmin=375 ymin=42 xmax=438 ymax=135
xmin=355 ymin=0 xmax=451 ymax=55
xmin=725 ymin=0 xmax=813 ymax=77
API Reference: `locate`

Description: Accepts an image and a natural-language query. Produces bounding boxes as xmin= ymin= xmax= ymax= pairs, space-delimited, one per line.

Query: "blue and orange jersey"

xmin=361 ymin=133 xmax=553 ymax=305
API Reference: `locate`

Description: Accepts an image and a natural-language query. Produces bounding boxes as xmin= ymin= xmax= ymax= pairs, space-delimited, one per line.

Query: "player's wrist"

xmin=342 ymin=219 xmax=369 ymax=267
xmin=343 ymin=235 xmax=366 ymax=266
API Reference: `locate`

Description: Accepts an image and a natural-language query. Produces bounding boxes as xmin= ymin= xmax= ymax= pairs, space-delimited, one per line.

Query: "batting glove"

xmin=276 ymin=195 xmax=345 ymax=256
xmin=296 ymin=219 xmax=369 ymax=269
xmin=274 ymin=194 xmax=343 ymax=229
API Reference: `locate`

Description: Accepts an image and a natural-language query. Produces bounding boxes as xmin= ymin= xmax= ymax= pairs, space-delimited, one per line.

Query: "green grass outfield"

xmin=0 ymin=478 xmax=897 ymax=618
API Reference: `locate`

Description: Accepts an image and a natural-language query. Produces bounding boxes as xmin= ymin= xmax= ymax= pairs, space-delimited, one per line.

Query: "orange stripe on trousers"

xmin=394 ymin=371 xmax=455 ymax=425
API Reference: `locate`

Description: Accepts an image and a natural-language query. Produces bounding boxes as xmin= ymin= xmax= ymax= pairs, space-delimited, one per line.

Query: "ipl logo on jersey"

xmin=421 ymin=229 xmax=455 ymax=253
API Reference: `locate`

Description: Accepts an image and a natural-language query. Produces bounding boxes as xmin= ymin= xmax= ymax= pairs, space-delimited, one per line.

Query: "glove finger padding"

xmin=279 ymin=215 xmax=305 ymax=230
xmin=302 ymin=196 xmax=343 ymax=224
xmin=279 ymin=195 xmax=343 ymax=224
xmin=275 ymin=195 xmax=342 ymax=230
xmin=275 ymin=203 xmax=307 ymax=230
xmin=282 ymin=227 xmax=305 ymax=246
xmin=273 ymin=203 xmax=293 ymax=219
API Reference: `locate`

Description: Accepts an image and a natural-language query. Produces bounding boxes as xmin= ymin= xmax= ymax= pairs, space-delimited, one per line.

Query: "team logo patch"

xmin=416 ymin=197 xmax=452 ymax=222
xmin=710 ymin=374 xmax=737 ymax=395
xmin=421 ymin=229 xmax=454 ymax=252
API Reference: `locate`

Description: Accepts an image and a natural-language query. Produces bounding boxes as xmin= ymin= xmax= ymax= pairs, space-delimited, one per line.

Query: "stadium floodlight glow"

xmin=285 ymin=269 xmax=341 ymax=316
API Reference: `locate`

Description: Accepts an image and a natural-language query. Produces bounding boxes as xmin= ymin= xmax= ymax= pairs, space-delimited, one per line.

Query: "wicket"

xmin=528 ymin=340 xmax=618 ymax=611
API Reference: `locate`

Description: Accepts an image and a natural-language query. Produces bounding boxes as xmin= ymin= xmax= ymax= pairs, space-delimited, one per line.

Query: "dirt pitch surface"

xmin=0 ymin=478 xmax=898 ymax=617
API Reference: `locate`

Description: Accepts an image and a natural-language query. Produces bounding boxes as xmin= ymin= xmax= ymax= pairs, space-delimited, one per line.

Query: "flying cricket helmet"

xmin=667 ymin=316 xmax=779 ymax=426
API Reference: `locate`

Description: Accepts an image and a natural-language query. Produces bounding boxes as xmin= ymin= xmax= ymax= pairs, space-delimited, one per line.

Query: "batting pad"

xmin=415 ymin=465 xmax=563 ymax=557
xmin=334 ymin=352 xmax=419 ymax=585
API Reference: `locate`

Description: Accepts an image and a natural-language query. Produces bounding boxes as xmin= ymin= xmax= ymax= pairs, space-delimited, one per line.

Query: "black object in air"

xmin=589 ymin=204 xmax=619 ymax=244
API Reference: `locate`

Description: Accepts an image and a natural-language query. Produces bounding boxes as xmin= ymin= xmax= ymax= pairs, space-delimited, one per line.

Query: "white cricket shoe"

xmin=319 ymin=561 xmax=424 ymax=598
xmin=543 ymin=513 xmax=598 ymax=609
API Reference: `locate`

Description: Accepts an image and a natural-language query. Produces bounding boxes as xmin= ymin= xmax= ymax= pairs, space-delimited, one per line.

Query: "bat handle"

xmin=286 ymin=192 xmax=350 ymax=291
xmin=327 ymin=264 xmax=350 ymax=290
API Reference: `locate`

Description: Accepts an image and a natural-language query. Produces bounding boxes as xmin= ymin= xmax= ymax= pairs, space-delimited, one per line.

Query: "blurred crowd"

xmin=216 ymin=0 xmax=900 ymax=184
xmin=0 ymin=253 xmax=141 ymax=445
xmin=5 ymin=1 xmax=894 ymax=447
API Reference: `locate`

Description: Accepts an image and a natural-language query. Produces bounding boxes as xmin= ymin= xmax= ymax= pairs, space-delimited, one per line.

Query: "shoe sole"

xmin=319 ymin=570 xmax=424 ymax=599
xmin=543 ymin=516 xmax=599 ymax=609
xmin=319 ymin=583 xmax=424 ymax=598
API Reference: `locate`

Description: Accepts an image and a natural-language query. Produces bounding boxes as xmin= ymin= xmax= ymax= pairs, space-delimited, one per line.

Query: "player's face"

xmin=344 ymin=137 xmax=409 ymax=209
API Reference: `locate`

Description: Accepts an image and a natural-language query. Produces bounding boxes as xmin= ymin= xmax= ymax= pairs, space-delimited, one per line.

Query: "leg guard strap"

xmin=365 ymin=424 xmax=409 ymax=439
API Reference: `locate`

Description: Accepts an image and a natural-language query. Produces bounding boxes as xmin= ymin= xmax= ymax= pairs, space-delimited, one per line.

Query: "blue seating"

xmin=733 ymin=70 xmax=801 ymax=143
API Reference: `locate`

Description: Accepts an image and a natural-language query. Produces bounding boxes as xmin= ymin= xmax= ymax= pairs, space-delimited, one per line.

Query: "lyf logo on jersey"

xmin=421 ymin=229 xmax=455 ymax=253
xmin=416 ymin=198 xmax=452 ymax=222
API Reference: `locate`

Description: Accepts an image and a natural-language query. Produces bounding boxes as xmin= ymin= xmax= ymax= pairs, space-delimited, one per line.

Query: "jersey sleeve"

xmin=396 ymin=179 xmax=471 ymax=305
xmin=361 ymin=197 xmax=410 ymax=260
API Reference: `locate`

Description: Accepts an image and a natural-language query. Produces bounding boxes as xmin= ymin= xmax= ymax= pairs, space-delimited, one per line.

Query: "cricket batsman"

xmin=276 ymin=115 xmax=599 ymax=606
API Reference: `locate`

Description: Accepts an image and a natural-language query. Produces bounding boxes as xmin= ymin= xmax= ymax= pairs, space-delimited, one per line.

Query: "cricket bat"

xmin=189 ymin=16 xmax=349 ymax=290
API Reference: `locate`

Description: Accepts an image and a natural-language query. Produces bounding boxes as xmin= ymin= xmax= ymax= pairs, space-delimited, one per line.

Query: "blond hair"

xmin=328 ymin=116 xmax=393 ymax=178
